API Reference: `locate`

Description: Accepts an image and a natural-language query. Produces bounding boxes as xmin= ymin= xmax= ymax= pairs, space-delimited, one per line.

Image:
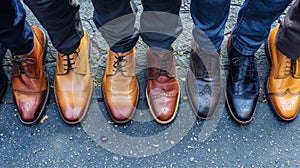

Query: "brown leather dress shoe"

xmin=12 ymin=24 xmax=50 ymax=125
xmin=146 ymin=47 xmax=180 ymax=124
xmin=102 ymin=48 xmax=139 ymax=124
xmin=266 ymin=25 xmax=299 ymax=121
xmin=54 ymin=30 xmax=93 ymax=124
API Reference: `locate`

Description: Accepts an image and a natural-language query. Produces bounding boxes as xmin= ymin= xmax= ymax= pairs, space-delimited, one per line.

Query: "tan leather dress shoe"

xmin=146 ymin=47 xmax=180 ymax=124
xmin=266 ymin=25 xmax=299 ymax=121
xmin=103 ymin=48 xmax=139 ymax=124
xmin=54 ymin=30 xmax=93 ymax=124
xmin=12 ymin=24 xmax=49 ymax=125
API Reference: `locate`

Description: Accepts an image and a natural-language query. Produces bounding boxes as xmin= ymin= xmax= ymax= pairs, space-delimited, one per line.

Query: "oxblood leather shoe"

xmin=54 ymin=30 xmax=93 ymax=124
xmin=0 ymin=45 xmax=7 ymax=102
xmin=102 ymin=48 xmax=139 ymax=124
xmin=266 ymin=25 xmax=299 ymax=121
xmin=186 ymin=40 xmax=221 ymax=119
xmin=12 ymin=24 xmax=50 ymax=125
xmin=146 ymin=47 xmax=180 ymax=124
xmin=225 ymin=35 xmax=259 ymax=124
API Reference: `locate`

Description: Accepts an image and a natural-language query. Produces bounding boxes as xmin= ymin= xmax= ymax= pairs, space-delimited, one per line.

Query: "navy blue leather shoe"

xmin=225 ymin=36 xmax=259 ymax=124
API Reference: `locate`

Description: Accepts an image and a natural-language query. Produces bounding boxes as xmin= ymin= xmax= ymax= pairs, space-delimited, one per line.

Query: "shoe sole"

xmin=146 ymin=84 xmax=180 ymax=125
xmin=264 ymin=41 xmax=299 ymax=122
xmin=18 ymin=29 xmax=50 ymax=125
xmin=102 ymin=77 xmax=139 ymax=124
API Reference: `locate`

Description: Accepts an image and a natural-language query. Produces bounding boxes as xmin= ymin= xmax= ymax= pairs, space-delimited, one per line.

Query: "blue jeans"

xmin=191 ymin=0 xmax=292 ymax=55
xmin=0 ymin=0 xmax=33 ymax=56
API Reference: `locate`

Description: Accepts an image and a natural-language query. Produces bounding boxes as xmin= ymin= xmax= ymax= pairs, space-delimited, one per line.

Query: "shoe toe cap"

xmin=57 ymin=92 xmax=91 ymax=123
xmin=150 ymin=96 xmax=178 ymax=122
xmin=108 ymin=101 xmax=136 ymax=122
xmin=16 ymin=95 xmax=44 ymax=122
xmin=227 ymin=92 xmax=257 ymax=123
xmin=270 ymin=95 xmax=299 ymax=120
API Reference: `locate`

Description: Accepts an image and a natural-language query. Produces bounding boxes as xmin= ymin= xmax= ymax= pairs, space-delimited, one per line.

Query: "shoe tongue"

xmin=276 ymin=53 xmax=291 ymax=78
xmin=189 ymin=50 xmax=206 ymax=78
xmin=231 ymin=56 xmax=257 ymax=82
xmin=106 ymin=49 xmax=136 ymax=77
xmin=147 ymin=48 xmax=176 ymax=79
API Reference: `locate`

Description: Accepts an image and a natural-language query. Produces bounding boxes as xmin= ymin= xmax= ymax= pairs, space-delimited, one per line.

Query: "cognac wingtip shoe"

xmin=102 ymin=48 xmax=139 ymax=124
xmin=12 ymin=24 xmax=50 ymax=125
xmin=265 ymin=25 xmax=299 ymax=121
xmin=225 ymin=34 xmax=259 ymax=125
xmin=54 ymin=30 xmax=93 ymax=125
xmin=146 ymin=47 xmax=180 ymax=124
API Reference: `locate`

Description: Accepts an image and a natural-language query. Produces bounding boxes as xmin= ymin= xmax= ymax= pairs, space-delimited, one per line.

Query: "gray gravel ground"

xmin=0 ymin=0 xmax=299 ymax=167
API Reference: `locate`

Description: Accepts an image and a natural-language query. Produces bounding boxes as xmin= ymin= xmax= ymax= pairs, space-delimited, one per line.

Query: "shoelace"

xmin=231 ymin=56 xmax=257 ymax=81
xmin=284 ymin=59 xmax=292 ymax=76
xmin=13 ymin=56 xmax=36 ymax=75
xmin=61 ymin=49 xmax=80 ymax=71
xmin=113 ymin=55 xmax=128 ymax=73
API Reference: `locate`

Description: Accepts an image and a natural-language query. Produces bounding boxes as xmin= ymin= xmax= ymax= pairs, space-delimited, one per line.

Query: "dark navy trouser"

xmin=0 ymin=0 xmax=33 ymax=56
xmin=24 ymin=0 xmax=182 ymax=54
xmin=277 ymin=0 xmax=300 ymax=59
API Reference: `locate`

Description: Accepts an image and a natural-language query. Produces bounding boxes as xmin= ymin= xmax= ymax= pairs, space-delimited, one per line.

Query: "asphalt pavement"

xmin=0 ymin=0 xmax=299 ymax=167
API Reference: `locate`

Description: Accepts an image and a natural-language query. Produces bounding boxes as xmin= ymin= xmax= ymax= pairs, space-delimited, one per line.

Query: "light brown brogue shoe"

xmin=102 ymin=48 xmax=139 ymax=124
xmin=266 ymin=25 xmax=299 ymax=121
xmin=54 ymin=30 xmax=93 ymax=124
xmin=146 ymin=47 xmax=180 ymax=124
xmin=12 ymin=24 xmax=50 ymax=125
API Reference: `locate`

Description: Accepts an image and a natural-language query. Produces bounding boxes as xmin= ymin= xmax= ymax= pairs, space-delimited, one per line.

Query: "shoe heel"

xmin=264 ymin=40 xmax=272 ymax=64
xmin=42 ymin=35 xmax=48 ymax=65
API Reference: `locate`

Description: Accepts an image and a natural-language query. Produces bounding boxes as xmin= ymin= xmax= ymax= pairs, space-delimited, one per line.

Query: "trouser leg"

xmin=92 ymin=0 xmax=138 ymax=53
xmin=24 ymin=0 xmax=83 ymax=55
xmin=0 ymin=0 xmax=33 ymax=55
xmin=276 ymin=0 xmax=300 ymax=59
xmin=140 ymin=0 xmax=182 ymax=53
xmin=232 ymin=0 xmax=292 ymax=55
xmin=190 ymin=0 xmax=230 ymax=51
